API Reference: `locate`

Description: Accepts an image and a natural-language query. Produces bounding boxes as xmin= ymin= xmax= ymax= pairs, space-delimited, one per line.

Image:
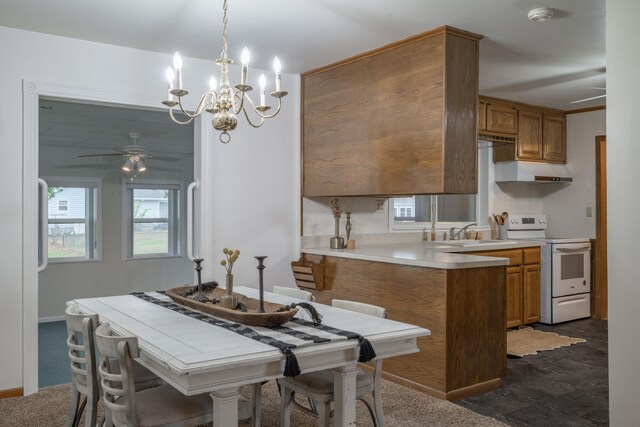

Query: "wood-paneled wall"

xmin=309 ymin=255 xmax=505 ymax=400
xmin=302 ymin=26 xmax=481 ymax=197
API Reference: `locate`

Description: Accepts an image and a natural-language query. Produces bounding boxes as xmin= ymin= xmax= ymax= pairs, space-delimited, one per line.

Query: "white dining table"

xmin=73 ymin=286 xmax=429 ymax=426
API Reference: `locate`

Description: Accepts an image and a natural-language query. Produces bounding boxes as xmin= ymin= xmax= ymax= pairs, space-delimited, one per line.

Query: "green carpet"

xmin=38 ymin=321 xmax=70 ymax=387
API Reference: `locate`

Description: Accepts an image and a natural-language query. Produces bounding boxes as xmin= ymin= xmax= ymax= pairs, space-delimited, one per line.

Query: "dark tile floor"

xmin=457 ymin=318 xmax=608 ymax=426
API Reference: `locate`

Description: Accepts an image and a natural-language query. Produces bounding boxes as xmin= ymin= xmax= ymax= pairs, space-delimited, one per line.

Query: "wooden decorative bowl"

xmin=165 ymin=286 xmax=298 ymax=327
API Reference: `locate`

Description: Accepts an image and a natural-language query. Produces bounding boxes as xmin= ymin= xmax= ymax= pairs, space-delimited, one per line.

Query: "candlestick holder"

xmin=192 ymin=258 xmax=208 ymax=302
xmin=255 ymin=256 xmax=268 ymax=313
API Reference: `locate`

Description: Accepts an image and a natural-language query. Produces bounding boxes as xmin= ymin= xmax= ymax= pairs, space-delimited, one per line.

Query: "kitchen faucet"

xmin=449 ymin=223 xmax=477 ymax=240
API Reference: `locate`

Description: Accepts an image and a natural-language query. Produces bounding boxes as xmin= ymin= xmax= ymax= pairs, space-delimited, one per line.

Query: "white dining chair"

xmin=273 ymin=285 xmax=316 ymax=302
xmin=64 ymin=303 xmax=162 ymax=427
xmin=278 ymin=299 xmax=388 ymax=427
xmin=95 ymin=322 xmax=252 ymax=427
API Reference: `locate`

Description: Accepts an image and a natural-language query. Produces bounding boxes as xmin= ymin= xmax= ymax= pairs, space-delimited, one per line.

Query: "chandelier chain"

xmin=220 ymin=0 xmax=229 ymax=60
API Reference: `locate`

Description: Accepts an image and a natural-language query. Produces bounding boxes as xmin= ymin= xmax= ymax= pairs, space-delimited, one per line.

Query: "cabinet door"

xmin=517 ymin=110 xmax=543 ymax=160
xmin=478 ymin=101 xmax=487 ymax=132
xmin=523 ymin=264 xmax=541 ymax=324
xmin=506 ymin=265 xmax=523 ymax=328
xmin=543 ymin=115 xmax=566 ymax=163
xmin=486 ymin=103 xmax=517 ymax=135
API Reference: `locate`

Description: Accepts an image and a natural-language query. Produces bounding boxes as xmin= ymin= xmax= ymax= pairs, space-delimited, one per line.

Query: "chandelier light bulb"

xmin=165 ymin=67 xmax=175 ymax=86
xmin=209 ymin=76 xmax=217 ymax=90
xmin=241 ymin=47 xmax=250 ymax=66
xmin=173 ymin=52 xmax=183 ymax=70
xmin=136 ymin=159 xmax=147 ymax=172
xmin=273 ymin=57 xmax=281 ymax=74
xmin=259 ymin=74 xmax=267 ymax=90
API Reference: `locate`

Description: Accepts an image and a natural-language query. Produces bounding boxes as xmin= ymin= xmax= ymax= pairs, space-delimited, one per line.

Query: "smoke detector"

xmin=528 ymin=8 xmax=554 ymax=22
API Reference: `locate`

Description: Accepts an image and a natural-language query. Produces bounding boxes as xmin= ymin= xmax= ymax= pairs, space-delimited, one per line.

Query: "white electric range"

xmin=505 ymin=214 xmax=591 ymax=324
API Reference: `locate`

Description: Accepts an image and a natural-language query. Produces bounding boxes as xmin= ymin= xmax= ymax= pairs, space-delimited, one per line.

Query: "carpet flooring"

xmin=38 ymin=321 xmax=69 ymax=387
xmin=0 ymin=380 xmax=506 ymax=427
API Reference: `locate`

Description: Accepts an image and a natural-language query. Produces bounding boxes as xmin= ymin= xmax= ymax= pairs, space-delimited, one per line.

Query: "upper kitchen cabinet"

xmin=485 ymin=97 xmax=567 ymax=164
xmin=486 ymin=102 xmax=518 ymax=135
xmin=302 ymin=26 xmax=482 ymax=197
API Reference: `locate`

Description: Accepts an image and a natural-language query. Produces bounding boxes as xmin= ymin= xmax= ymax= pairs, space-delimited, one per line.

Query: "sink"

xmin=435 ymin=239 xmax=517 ymax=247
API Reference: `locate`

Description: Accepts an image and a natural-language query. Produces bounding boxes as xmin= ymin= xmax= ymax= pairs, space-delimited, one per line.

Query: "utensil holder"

xmin=498 ymin=225 xmax=508 ymax=240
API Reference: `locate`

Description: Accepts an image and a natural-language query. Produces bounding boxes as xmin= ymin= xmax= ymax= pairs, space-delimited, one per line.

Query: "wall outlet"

xmin=586 ymin=207 xmax=593 ymax=217
xmin=375 ymin=199 xmax=385 ymax=211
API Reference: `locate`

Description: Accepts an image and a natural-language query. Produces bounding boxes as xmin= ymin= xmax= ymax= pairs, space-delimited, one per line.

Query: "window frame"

xmin=122 ymin=179 xmax=183 ymax=260
xmin=42 ymin=176 xmax=102 ymax=264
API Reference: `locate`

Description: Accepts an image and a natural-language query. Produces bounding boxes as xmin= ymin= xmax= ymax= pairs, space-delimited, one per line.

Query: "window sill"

xmin=46 ymin=258 xmax=101 ymax=265
xmin=124 ymin=255 xmax=185 ymax=261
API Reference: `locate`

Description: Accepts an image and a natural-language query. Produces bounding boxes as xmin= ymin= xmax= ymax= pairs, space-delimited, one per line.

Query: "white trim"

xmin=22 ymin=79 xmax=170 ymax=396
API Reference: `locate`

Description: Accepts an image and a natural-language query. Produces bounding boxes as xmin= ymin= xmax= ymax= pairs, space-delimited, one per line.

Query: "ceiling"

xmin=39 ymin=99 xmax=194 ymax=154
xmin=2 ymin=0 xmax=605 ymax=110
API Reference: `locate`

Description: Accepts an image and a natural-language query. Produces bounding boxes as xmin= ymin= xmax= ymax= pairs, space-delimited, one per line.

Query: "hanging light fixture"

xmin=161 ymin=0 xmax=288 ymax=143
xmin=122 ymin=158 xmax=135 ymax=172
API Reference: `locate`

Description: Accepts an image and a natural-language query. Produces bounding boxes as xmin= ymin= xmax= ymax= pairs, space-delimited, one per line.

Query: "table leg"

xmin=332 ymin=364 xmax=358 ymax=427
xmin=210 ymin=388 xmax=240 ymax=427
xmin=251 ymin=382 xmax=262 ymax=427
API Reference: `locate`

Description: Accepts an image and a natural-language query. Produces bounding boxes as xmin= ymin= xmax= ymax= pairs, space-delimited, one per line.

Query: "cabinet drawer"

xmin=523 ymin=247 xmax=540 ymax=265
xmin=472 ymin=249 xmax=523 ymax=266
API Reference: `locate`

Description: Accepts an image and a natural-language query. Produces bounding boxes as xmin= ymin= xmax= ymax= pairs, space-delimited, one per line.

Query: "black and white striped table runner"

xmin=130 ymin=291 xmax=376 ymax=377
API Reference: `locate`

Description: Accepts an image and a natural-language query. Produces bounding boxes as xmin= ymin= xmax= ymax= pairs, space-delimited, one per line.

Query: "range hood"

xmin=494 ymin=161 xmax=572 ymax=183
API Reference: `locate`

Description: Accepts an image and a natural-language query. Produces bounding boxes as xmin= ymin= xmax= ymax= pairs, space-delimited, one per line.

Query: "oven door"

xmin=552 ymin=243 xmax=591 ymax=297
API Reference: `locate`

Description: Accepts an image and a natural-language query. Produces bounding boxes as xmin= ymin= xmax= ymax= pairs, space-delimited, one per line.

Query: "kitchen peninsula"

xmin=299 ymin=240 xmax=543 ymax=400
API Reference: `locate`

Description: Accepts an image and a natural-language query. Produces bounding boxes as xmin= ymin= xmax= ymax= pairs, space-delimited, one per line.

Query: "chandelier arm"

xmin=168 ymin=108 xmax=195 ymax=125
xmin=232 ymin=90 xmax=246 ymax=114
xmin=175 ymin=92 xmax=211 ymax=119
xmin=243 ymin=94 xmax=283 ymax=120
xmin=240 ymin=106 xmax=266 ymax=128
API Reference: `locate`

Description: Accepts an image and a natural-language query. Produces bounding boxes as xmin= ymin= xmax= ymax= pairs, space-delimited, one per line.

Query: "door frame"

xmin=21 ymin=80 xmax=214 ymax=394
xmin=594 ymin=135 xmax=607 ymax=319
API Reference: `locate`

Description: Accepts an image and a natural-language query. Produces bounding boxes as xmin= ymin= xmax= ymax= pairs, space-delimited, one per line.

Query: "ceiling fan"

xmin=77 ymin=132 xmax=178 ymax=173
xmin=570 ymin=87 xmax=606 ymax=104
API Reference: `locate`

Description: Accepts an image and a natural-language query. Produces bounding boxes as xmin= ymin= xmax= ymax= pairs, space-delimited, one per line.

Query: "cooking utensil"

xmin=493 ymin=214 xmax=502 ymax=225
xmin=501 ymin=212 xmax=509 ymax=224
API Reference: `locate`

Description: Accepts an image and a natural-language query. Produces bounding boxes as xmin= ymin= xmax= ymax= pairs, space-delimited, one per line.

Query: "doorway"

xmin=594 ymin=135 xmax=607 ymax=319
xmin=22 ymin=80 xmax=214 ymax=394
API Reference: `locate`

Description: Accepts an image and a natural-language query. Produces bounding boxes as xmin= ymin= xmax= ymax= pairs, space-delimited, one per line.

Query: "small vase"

xmin=220 ymin=273 xmax=238 ymax=309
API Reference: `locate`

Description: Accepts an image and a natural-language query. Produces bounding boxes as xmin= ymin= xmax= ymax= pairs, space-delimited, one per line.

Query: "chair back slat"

xmin=273 ymin=286 xmax=315 ymax=302
xmin=65 ymin=304 xmax=99 ymax=403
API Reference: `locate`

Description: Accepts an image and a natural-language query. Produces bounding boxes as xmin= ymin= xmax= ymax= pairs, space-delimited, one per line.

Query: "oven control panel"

xmin=507 ymin=214 xmax=547 ymax=230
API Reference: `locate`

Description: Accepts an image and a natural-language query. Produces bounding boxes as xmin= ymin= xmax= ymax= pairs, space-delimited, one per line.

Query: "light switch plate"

xmin=586 ymin=207 xmax=593 ymax=217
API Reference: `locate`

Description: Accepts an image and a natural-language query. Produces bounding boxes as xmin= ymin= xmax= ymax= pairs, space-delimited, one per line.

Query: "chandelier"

xmin=161 ymin=0 xmax=288 ymax=143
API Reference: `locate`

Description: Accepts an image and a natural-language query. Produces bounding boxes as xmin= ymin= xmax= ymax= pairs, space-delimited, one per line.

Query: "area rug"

xmin=0 ymin=378 xmax=507 ymax=427
xmin=507 ymin=326 xmax=586 ymax=357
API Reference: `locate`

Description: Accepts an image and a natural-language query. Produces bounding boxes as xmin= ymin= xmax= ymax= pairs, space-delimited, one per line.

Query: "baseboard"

xmin=38 ymin=315 xmax=65 ymax=323
xmin=0 ymin=387 xmax=23 ymax=399
xmin=380 ymin=371 xmax=502 ymax=401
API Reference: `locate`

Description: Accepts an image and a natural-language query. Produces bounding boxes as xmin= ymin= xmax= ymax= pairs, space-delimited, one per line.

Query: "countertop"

xmin=301 ymin=240 xmax=544 ymax=270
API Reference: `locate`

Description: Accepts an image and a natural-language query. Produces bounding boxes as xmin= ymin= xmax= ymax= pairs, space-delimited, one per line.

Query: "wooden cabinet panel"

xmin=302 ymin=26 xmax=481 ymax=197
xmin=523 ymin=264 xmax=541 ymax=324
xmin=478 ymin=101 xmax=486 ymax=132
xmin=469 ymin=247 xmax=540 ymax=327
xmin=506 ymin=266 xmax=523 ymax=328
xmin=517 ymin=110 xmax=543 ymax=160
xmin=486 ymin=103 xmax=517 ymax=135
xmin=523 ymin=247 xmax=540 ymax=265
xmin=543 ymin=115 xmax=566 ymax=163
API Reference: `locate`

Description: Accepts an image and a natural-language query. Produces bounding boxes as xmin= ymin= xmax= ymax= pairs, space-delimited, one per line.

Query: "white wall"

xmin=38 ymin=144 xmax=195 ymax=319
xmin=0 ymin=26 xmax=299 ymax=391
xmin=542 ymin=110 xmax=606 ymax=238
xmin=607 ymin=1 xmax=640 ymax=424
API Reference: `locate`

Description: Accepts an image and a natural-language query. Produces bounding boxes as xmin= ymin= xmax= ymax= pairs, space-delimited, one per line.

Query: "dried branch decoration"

xmin=330 ymin=198 xmax=342 ymax=220
xmin=220 ymin=248 xmax=240 ymax=274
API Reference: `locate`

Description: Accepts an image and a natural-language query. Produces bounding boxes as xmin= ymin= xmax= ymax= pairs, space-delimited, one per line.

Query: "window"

xmin=44 ymin=178 xmax=100 ymax=262
xmin=391 ymin=195 xmax=476 ymax=227
xmin=124 ymin=182 xmax=181 ymax=258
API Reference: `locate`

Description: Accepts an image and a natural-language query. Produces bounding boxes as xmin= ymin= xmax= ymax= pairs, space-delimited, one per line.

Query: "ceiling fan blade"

xmin=52 ymin=164 xmax=114 ymax=170
xmin=78 ymin=153 xmax=124 ymax=158
xmin=570 ymin=94 xmax=607 ymax=104
xmin=150 ymin=156 xmax=181 ymax=162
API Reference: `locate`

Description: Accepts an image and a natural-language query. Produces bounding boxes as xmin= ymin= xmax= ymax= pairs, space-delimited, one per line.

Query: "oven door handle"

xmin=554 ymin=243 xmax=591 ymax=253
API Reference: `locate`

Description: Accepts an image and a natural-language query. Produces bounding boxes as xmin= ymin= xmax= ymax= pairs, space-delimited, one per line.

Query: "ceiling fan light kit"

xmin=527 ymin=8 xmax=554 ymax=22
xmin=162 ymin=0 xmax=288 ymax=143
